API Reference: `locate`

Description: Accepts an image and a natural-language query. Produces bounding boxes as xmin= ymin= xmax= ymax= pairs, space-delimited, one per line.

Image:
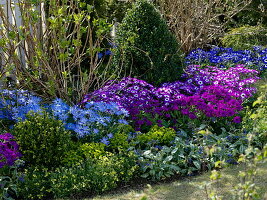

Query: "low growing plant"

xmin=12 ymin=112 xmax=73 ymax=169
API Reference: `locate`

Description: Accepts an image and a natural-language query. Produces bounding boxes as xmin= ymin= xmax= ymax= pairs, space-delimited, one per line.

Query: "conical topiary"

xmin=112 ymin=0 xmax=183 ymax=85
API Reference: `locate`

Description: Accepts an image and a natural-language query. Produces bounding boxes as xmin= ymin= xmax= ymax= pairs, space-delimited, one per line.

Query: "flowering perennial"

xmin=82 ymin=65 xmax=259 ymax=129
xmin=0 ymin=89 xmax=42 ymax=122
xmin=0 ymin=133 xmax=22 ymax=168
xmin=50 ymin=99 xmax=129 ymax=138
xmin=185 ymin=46 xmax=267 ymax=72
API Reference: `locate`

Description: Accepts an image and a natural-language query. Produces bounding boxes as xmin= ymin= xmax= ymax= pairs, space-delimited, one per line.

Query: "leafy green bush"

xmin=18 ymin=158 xmax=118 ymax=199
xmin=80 ymin=142 xmax=107 ymax=160
xmin=243 ymin=83 xmax=267 ymax=146
xmin=50 ymin=158 xmax=119 ymax=198
xmin=18 ymin=150 xmax=138 ymax=199
xmin=112 ymin=0 xmax=183 ymax=85
xmin=12 ymin=112 xmax=73 ymax=169
xmin=135 ymin=125 xmax=176 ymax=149
xmin=79 ymin=141 xmax=138 ymax=183
xmin=221 ymin=25 xmax=267 ymax=50
xmin=18 ymin=167 xmax=53 ymax=200
xmin=108 ymin=124 xmax=135 ymax=151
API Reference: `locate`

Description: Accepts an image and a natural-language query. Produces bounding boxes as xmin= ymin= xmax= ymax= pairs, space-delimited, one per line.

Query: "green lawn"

xmin=89 ymin=162 xmax=267 ymax=200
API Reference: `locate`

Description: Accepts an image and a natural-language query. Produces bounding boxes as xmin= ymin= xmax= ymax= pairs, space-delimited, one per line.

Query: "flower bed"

xmin=0 ymin=54 xmax=266 ymax=200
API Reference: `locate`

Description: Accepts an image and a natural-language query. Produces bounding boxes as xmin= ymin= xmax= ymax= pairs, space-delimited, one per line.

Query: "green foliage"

xmin=108 ymin=124 xmax=135 ymax=151
xmin=80 ymin=142 xmax=107 ymax=159
xmin=18 ymin=167 xmax=52 ymax=200
xmin=17 ymin=159 xmax=118 ymax=199
xmin=12 ymin=112 xmax=73 ymax=169
xmin=234 ymin=0 xmax=267 ymax=26
xmin=221 ymin=25 xmax=267 ymax=50
xmin=0 ymin=160 xmax=24 ymax=200
xmin=137 ymin=134 xmax=203 ymax=181
xmin=135 ymin=125 xmax=176 ymax=149
xmin=243 ymin=83 xmax=267 ymax=145
xmin=61 ymin=147 xmax=84 ymax=167
xmin=18 ymin=150 xmax=138 ymax=199
xmin=50 ymin=158 xmax=119 ymax=198
xmin=79 ymin=141 xmax=138 ymax=183
xmin=112 ymin=0 xmax=183 ymax=85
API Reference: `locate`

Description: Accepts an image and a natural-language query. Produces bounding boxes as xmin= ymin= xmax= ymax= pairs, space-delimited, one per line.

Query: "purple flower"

xmin=233 ymin=116 xmax=242 ymax=123
xmin=0 ymin=133 xmax=22 ymax=168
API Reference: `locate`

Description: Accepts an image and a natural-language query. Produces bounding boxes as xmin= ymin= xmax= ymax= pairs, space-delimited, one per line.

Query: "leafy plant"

xmin=221 ymin=25 xmax=267 ymax=50
xmin=134 ymin=125 xmax=176 ymax=149
xmin=12 ymin=112 xmax=73 ymax=169
xmin=112 ymin=0 xmax=183 ymax=85
xmin=0 ymin=0 xmax=116 ymax=104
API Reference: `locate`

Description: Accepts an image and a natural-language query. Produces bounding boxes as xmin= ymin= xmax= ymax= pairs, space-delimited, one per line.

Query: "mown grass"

xmin=89 ymin=162 xmax=267 ymax=200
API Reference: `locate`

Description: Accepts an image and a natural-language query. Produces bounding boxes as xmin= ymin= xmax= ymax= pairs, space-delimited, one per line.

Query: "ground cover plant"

xmin=0 ymin=0 xmax=266 ymax=199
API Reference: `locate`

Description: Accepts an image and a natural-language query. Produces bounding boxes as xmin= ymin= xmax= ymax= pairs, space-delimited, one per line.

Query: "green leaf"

xmin=165 ymin=155 xmax=173 ymax=162
xmin=193 ymin=161 xmax=201 ymax=169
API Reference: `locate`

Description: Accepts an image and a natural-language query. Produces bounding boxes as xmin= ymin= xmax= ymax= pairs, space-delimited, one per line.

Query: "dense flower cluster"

xmin=83 ymin=65 xmax=259 ymax=130
xmin=177 ymin=64 xmax=259 ymax=99
xmin=82 ymin=77 xmax=162 ymax=129
xmin=50 ymin=99 xmax=129 ymax=138
xmin=185 ymin=46 xmax=267 ymax=72
xmin=0 ymin=90 xmax=129 ymax=139
xmin=0 ymin=133 xmax=22 ymax=168
xmin=0 ymin=90 xmax=42 ymax=122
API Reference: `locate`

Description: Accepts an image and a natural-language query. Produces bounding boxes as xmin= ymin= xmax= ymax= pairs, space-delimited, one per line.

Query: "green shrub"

xmin=18 ymin=150 xmax=138 ymax=199
xmin=12 ymin=112 xmax=73 ymax=169
xmin=135 ymin=125 xmax=176 ymax=149
xmin=18 ymin=167 xmax=53 ymax=200
xmin=18 ymin=158 xmax=119 ymax=199
xmin=50 ymin=158 xmax=119 ymax=198
xmin=243 ymin=83 xmax=267 ymax=146
xmin=108 ymin=124 xmax=135 ymax=151
xmin=112 ymin=0 xmax=183 ymax=85
xmin=221 ymin=25 xmax=267 ymax=50
xmin=80 ymin=142 xmax=107 ymax=160
xmin=79 ymin=141 xmax=138 ymax=183
xmin=109 ymin=150 xmax=139 ymax=183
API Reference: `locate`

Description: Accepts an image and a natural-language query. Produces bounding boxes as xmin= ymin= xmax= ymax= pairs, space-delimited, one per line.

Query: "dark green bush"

xmin=112 ymin=0 xmax=183 ymax=85
xmin=12 ymin=112 xmax=73 ymax=169
xmin=221 ymin=25 xmax=267 ymax=50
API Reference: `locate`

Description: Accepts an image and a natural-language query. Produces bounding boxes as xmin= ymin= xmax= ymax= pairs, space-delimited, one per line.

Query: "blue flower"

xmin=104 ymin=50 xmax=112 ymax=56
xmin=98 ymin=52 xmax=104 ymax=59
xmin=100 ymin=137 xmax=110 ymax=145
xmin=107 ymin=133 xmax=113 ymax=139
xmin=118 ymin=119 xmax=128 ymax=125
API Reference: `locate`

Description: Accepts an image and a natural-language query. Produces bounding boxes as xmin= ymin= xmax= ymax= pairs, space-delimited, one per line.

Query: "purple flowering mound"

xmin=82 ymin=65 xmax=260 ymax=130
xmin=0 ymin=133 xmax=22 ymax=168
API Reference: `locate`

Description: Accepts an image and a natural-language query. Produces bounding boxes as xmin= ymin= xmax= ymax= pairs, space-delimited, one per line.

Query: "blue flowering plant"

xmin=50 ymin=98 xmax=129 ymax=142
xmin=0 ymin=89 xmax=130 ymax=143
xmin=185 ymin=46 xmax=267 ymax=74
xmin=0 ymin=90 xmax=42 ymax=130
